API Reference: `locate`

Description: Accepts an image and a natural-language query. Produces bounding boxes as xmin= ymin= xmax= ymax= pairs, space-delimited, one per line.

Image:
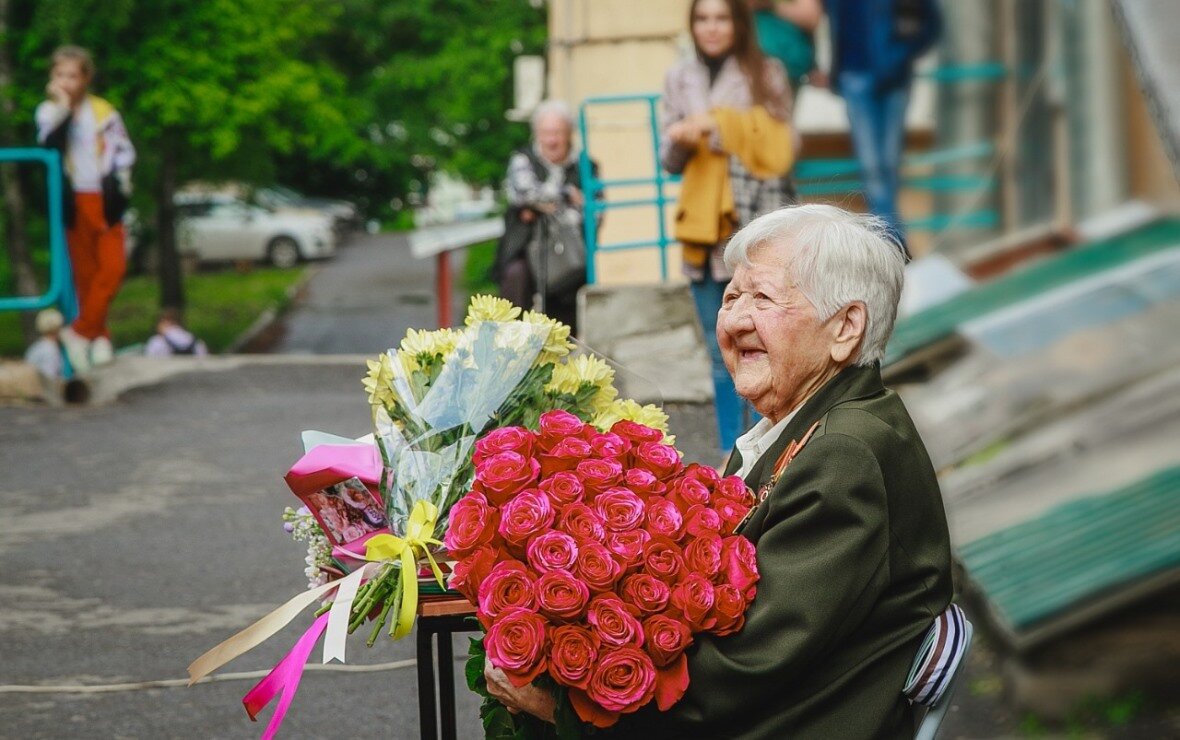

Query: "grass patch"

xmin=0 ymin=265 xmax=305 ymax=357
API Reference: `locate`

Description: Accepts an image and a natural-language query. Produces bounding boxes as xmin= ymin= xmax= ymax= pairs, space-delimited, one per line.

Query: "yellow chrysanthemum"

xmin=399 ymin=327 xmax=458 ymax=359
xmin=519 ymin=310 xmax=575 ymax=363
xmin=593 ymin=398 xmax=675 ymax=444
xmin=465 ymin=294 xmax=521 ymax=326
xmin=362 ymin=353 xmax=397 ymax=409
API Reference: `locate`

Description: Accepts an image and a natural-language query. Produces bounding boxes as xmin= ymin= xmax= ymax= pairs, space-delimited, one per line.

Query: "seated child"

xmin=144 ymin=308 xmax=208 ymax=357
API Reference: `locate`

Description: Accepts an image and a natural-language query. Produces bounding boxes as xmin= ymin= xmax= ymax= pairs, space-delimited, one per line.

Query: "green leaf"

xmin=552 ymin=686 xmax=583 ymax=740
xmin=465 ymin=636 xmax=487 ymax=693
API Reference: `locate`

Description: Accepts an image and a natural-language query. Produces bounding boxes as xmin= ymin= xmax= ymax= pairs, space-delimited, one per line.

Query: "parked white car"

xmin=176 ymin=198 xmax=336 ymax=268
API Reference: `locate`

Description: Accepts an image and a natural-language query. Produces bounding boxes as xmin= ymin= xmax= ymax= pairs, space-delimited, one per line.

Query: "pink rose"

xmin=539 ymin=471 xmax=584 ymax=506
xmin=710 ymin=583 xmax=748 ymax=636
xmin=682 ymin=462 xmax=721 ymax=489
xmin=587 ymin=595 xmax=644 ymax=648
xmin=666 ymin=477 xmax=711 ymax=511
xmin=669 ymin=574 xmax=716 ymax=632
xmin=590 ymin=432 xmax=631 ymax=459
xmin=642 ymin=614 xmax=693 ymax=667
xmin=485 ymin=607 xmax=548 ymax=687
xmin=642 ymin=537 xmax=685 ymax=583
xmin=539 ymin=437 xmax=593 ymax=478
xmin=527 ymin=530 xmax=580 ymax=573
xmin=538 ymin=410 xmax=590 ymax=446
xmin=536 ymin=568 xmax=591 ymax=622
xmin=595 ymin=487 xmax=646 ymax=532
xmin=473 ymin=427 xmax=535 ymax=465
xmin=574 ymin=540 xmax=624 ymax=593
xmin=606 ymin=529 xmax=650 ymax=571
xmin=474 ymin=451 xmax=541 ymax=505
xmin=548 ymin=624 xmax=600 ymax=689
xmin=585 ymin=645 xmax=656 ymax=713
xmin=714 ymin=497 xmax=753 ymax=534
xmin=558 ymin=502 xmax=606 ymax=543
xmin=720 ymin=535 xmax=760 ymax=599
xmin=610 ymin=420 xmax=664 ymax=444
xmin=449 ymin=545 xmax=498 ymax=605
xmin=624 ymin=467 xmax=667 ymax=497
xmin=633 ymin=442 xmax=683 ymax=481
xmin=643 ymin=496 xmax=684 ymax=541
xmin=443 ymin=492 xmax=499 ymax=559
xmin=497 ymin=489 xmax=555 ymax=548
xmin=477 ymin=561 xmax=537 ymax=628
xmin=682 ymin=533 xmax=723 ymax=578
xmin=620 ymin=573 xmax=671 ymax=617
xmin=684 ymin=504 xmax=723 ymax=538
xmin=576 ymin=458 xmax=624 ymax=496
xmin=716 ymin=475 xmax=754 ymax=505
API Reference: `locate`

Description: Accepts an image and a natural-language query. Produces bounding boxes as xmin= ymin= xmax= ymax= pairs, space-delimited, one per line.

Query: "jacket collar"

xmin=735 ymin=362 xmax=885 ymax=488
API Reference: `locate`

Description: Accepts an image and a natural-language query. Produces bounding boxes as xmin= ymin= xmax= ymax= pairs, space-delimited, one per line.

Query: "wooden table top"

xmin=418 ymin=594 xmax=477 ymax=618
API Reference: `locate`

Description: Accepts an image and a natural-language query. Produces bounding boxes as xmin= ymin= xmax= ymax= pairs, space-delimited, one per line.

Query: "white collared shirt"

xmin=733 ymin=408 xmax=799 ymax=481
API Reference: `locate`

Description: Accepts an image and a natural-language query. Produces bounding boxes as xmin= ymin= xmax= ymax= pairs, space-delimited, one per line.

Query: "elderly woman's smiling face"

xmin=717 ymin=242 xmax=855 ymax=423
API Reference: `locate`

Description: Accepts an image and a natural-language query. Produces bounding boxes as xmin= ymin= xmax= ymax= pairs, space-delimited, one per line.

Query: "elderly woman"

xmin=493 ymin=99 xmax=597 ymax=334
xmin=487 ymin=204 xmax=954 ymax=738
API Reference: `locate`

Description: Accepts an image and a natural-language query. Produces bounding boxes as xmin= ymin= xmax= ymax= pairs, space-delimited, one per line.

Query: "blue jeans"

xmin=690 ymin=273 xmax=757 ymax=454
xmin=839 ymin=71 xmax=911 ymax=249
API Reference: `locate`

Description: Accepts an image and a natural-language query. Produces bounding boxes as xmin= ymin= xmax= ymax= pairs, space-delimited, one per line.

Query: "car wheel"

xmin=267 ymin=237 xmax=301 ymax=269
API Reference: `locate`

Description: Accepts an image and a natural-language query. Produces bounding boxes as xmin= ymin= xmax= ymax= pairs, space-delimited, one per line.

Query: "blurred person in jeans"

xmin=36 ymin=45 xmax=136 ymax=371
xmin=825 ymin=0 xmax=940 ymax=255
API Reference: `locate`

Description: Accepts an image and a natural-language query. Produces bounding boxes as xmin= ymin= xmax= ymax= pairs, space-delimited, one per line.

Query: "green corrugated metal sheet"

xmin=885 ymin=218 xmax=1180 ymax=366
xmin=958 ymin=466 xmax=1180 ymax=631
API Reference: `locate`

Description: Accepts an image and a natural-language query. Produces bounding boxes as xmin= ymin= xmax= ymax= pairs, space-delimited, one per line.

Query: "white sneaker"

xmin=90 ymin=336 xmax=114 ymax=366
xmin=59 ymin=327 xmax=92 ymax=375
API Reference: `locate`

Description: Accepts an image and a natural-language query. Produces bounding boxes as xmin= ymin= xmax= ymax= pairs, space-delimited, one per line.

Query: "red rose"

xmin=682 ymin=533 xmax=723 ymax=578
xmin=633 ymin=442 xmax=683 ymax=480
xmin=539 ymin=471 xmax=584 ymax=506
xmin=573 ymin=540 xmax=624 ymax=593
xmin=710 ymin=583 xmax=747 ymax=636
xmin=595 ymin=487 xmax=646 ymax=532
xmin=624 ymin=467 xmax=667 ymax=497
xmin=684 ymin=504 xmax=723 ymax=538
xmin=477 ymin=561 xmax=537 ymax=628
xmin=610 ymin=420 xmax=664 ymax=444
xmin=682 ymin=462 xmax=721 ymax=489
xmin=539 ymin=410 xmax=589 ymax=445
xmin=714 ymin=497 xmax=752 ymax=534
xmin=526 ymin=530 xmax=580 ymax=573
xmin=666 ymin=477 xmax=711 ymax=511
xmin=497 ymin=489 xmax=555 ymax=547
xmin=473 ymin=426 xmax=535 ymax=465
xmin=558 ymin=502 xmax=606 ymax=543
xmin=539 ymin=437 xmax=593 ymax=478
xmin=669 ymin=574 xmax=716 ymax=632
xmin=484 ymin=607 xmax=549 ymax=687
xmin=587 ymin=595 xmax=644 ymax=648
xmin=620 ymin=573 xmax=671 ymax=617
xmin=585 ymin=645 xmax=656 ymax=713
xmin=474 ymin=451 xmax=541 ymax=505
xmin=576 ymin=458 xmax=624 ymax=496
xmin=641 ymin=614 xmax=693 ymax=667
xmin=536 ymin=568 xmax=591 ymax=622
xmin=449 ymin=545 xmax=498 ymax=604
xmin=590 ymin=432 xmax=631 ymax=459
xmin=716 ymin=475 xmax=755 ymax=505
xmin=442 ymin=492 xmax=499 ymax=559
xmin=642 ymin=537 xmax=685 ymax=583
xmin=720 ymin=535 xmax=760 ymax=599
xmin=643 ymin=496 xmax=684 ymax=541
xmin=548 ymin=624 xmax=600 ymax=689
xmin=606 ymin=529 xmax=650 ymax=571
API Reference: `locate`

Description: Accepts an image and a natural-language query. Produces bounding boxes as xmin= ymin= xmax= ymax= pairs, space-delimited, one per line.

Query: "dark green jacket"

xmin=605 ymin=363 xmax=953 ymax=739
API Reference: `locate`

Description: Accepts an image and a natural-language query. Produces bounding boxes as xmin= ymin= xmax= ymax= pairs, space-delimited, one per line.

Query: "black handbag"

xmin=528 ymin=212 xmax=587 ymax=297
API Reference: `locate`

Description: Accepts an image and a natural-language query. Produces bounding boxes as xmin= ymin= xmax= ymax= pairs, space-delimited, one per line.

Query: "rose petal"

xmin=653 ymin=653 xmax=690 ymax=711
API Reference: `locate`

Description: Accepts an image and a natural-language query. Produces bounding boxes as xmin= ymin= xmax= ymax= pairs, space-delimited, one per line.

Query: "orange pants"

xmin=67 ymin=192 xmax=126 ymax=339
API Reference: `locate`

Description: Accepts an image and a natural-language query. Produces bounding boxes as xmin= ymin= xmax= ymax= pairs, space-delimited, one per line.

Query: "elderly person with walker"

xmin=486 ymin=204 xmax=956 ymax=739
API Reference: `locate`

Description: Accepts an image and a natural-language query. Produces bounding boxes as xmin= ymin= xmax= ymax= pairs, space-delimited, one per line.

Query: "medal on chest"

xmin=736 ymin=421 xmax=822 ymax=532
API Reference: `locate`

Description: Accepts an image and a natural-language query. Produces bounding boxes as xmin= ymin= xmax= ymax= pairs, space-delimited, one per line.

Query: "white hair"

xmin=723 ymin=204 xmax=906 ymax=366
xmin=530 ymin=99 xmax=575 ymax=133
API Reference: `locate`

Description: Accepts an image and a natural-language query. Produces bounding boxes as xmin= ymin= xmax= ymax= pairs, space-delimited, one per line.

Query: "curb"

xmin=225 ymin=265 xmax=320 ymax=354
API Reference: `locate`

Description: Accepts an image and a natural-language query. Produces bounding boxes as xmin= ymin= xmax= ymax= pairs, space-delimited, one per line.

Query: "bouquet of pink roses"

xmin=447 ymin=410 xmax=760 ymax=736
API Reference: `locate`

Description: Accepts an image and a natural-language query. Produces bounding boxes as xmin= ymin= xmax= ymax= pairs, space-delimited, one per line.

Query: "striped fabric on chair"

xmin=904 ymin=603 xmax=970 ymax=707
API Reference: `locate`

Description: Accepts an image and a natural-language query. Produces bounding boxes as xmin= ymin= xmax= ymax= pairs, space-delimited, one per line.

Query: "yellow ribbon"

xmin=363 ymin=500 xmax=446 ymax=639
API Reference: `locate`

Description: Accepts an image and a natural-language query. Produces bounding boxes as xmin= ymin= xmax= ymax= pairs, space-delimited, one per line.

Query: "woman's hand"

xmin=484 ymin=663 xmax=558 ymax=723
xmin=667 ymin=119 xmax=703 ymax=147
xmin=45 ymin=80 xmax=70 ymax=108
